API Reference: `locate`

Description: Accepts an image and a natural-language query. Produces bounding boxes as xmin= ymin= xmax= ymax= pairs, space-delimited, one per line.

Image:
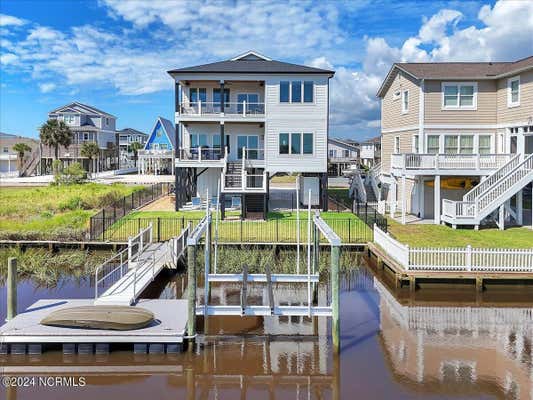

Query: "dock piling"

xmin=331 ymin=245 xmax=340 ymax=354
xmin=187 ymin=243 xmax=197 ymax=343
xmin=7 ymin=257 xmax=17 ymax=321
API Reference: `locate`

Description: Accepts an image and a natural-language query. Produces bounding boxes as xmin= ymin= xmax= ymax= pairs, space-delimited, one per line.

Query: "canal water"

xmin=0 ymin=255 xmax=531 ymax=400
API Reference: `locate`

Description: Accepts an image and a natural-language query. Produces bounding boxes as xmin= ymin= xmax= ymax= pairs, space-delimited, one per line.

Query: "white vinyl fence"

xmin=373 ymin=225 xmax=533 ymax=273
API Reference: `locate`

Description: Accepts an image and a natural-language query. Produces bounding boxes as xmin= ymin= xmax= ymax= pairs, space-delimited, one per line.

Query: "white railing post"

xmin=242 ymin=146 xmax=246 ymax=190
xmin=466 ymin=245 xmax=472 ymax=271
xmin=149 ymin=222 xmax=153 ymax=243
xmin=242 ymin=100 xmax=246 ymax=117
xmin=476 ymin=154 xmax=480 ymax=171
xmin=198 ymin=100 xmax=202 ymax=115
xmin=127 ymin=236 xmax=133 ymax=261
xmin=405 ymin=244 xmax=410 ymax=271
xmin=198 ymin=146 xmax=202 ymax=161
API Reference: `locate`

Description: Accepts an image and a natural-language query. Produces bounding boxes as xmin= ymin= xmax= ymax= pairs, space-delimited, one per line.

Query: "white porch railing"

xmin=391 ymin=153 xmax=512 ymax=172
xmin=374 ymin=225 xmax=533 ymax=272
xmin=138 ymin=149 xmax=174 ymax=158
xmin=177 ymin=147 xmax=227 ymax=161
xmin=128 ymin=223 xmax=153 ymax=262
xmin=179 ymin=101 xmax=265 ymax=116
xmin=377 ymin=200 xmax=397 ymax=216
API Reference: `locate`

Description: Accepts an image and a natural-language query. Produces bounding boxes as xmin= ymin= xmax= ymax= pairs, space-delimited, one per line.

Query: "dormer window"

xmin=442 ymin=82 xmax=477 ymax=110
xmin=401 ymin=90 xmax=409 ymax=114
xmin=507 ymin=76 xmax=520 ymax=107
xmin=63 ymin=114 xmax=75 ymax=124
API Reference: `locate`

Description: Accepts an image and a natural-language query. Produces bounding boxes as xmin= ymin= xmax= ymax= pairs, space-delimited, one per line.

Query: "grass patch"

xmin=0 ymin=184 xmax=142 ymax=240
xmin=102 ymin=209 xmax=371 ymax=243
xmin=270 ymin=175 xmax=297 ymax=184
xmin=388 ymin=219 xmax=533 ymax=248
xmin=0 ymin=248 xmax=112 ymax=286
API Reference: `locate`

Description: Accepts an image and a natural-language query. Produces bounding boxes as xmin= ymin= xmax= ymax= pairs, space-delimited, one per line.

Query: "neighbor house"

xmin=360 ymin=136 xmax=381 ymax=168
xmin=328 ymin=137 xmax=359 ymax=176
xmin=41 ymin=102 xmax=119 ymax=173
xmin=137 ymin=117 xmax=175 ymax=175
xmin=0 ymin=132 xmax=39 ymax=177
xmin=167 ymin=51 xmax=334 ymax=218
xmin=117 ymin=127 xmax=148 ymax=167
xmin=377 ymin=56 xmax=533 ymax=228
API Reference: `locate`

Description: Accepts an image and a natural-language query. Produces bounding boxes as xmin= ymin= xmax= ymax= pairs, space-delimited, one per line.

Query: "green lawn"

xmin=102 ymin=210 xmax=370 ymax=244
xmin=388 ymin=219 xmax=533 ymax=248
xmin=0 ymin=184 xmax=143 ymax=240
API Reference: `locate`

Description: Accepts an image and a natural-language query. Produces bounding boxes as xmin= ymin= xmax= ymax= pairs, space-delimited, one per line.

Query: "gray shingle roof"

xmin=168 ymin=59 xmax=334 ymax=76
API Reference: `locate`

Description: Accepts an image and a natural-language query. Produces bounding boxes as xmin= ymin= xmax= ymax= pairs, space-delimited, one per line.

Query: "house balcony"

xmin=221 ymin=171 xmax=268 ymax=194
xmin=175 ymin=147 xmax=265 ymax=168
xmin=390 ymin=153 xmax=513 ymax=176
xmin=176 ymin=101 xmax=265 ymax=122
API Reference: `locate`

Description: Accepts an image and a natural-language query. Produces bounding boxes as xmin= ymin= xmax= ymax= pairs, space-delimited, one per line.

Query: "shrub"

xmin=58 ymin=196 xmax=83 ymax=211
xmin=54 ymin=162 xmax=87 ymax=185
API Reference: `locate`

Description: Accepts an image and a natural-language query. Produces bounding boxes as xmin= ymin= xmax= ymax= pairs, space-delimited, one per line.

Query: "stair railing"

xmin=241 ymin=146 xmax=246 ymax=191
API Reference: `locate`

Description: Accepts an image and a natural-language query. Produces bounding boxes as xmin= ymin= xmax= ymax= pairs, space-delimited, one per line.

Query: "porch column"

xmin=220 ymin=122 xmax=225 ymax=160
xmin=516 ymin=189 xmax=523 ymax=226
xmin=220 ymin=80 xmax=225 ymax=115
xmin=390 ymin=179 xmax=397 ymax=218
xmin=401 ymin=175 xmax=407 ymax=225
xmin=419 ymin=177 xmax=425 ymax=218
xmin=498 ymin=204 xmax=505 ymax=230
xmin=434 ymin=175 xmax=441 ymax=224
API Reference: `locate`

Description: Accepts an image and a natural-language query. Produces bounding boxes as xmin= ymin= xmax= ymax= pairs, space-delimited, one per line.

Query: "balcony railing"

xmin=179 ymin=101 xmax=265 ymax=117
xmin=241 ymin=148 xmax=265 ymax=161
xmin=138 ymin=149 xmax=174 ymax=158
xmin=391 ymin=153 xmax=512 ymax=172
xmin=178 ymin=147 xmax=227 ymax=162
xmin=442 ymin=199 xmax=476 ymax=219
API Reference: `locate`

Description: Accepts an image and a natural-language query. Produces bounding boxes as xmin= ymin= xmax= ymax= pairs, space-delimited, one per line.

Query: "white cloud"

xmin=0 ymin=52 xmax=18 ymax=65
xmin=39 ymin=82 xmax=56 ymax=93
xmin=0 ymin=14 xmax=26 ymax=27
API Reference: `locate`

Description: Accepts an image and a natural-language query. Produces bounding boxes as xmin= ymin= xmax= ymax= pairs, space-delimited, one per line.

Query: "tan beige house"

xmin=377 ymin=56 xmax=533 ymax=229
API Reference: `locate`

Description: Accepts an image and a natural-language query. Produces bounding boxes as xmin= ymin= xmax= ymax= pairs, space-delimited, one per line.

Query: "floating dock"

xmin=0 ymin=299 xmax=188 ymax=354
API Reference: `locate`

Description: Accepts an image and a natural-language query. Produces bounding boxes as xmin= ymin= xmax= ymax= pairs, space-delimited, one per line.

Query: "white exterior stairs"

xmin=442 ymin=154 xmax=533 ymax=227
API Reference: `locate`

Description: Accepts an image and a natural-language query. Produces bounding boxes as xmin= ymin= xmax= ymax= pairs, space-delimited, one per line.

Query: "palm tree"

xmin=129 ymin=141 xmax=143 ymax=167
xmin=39 ymin=119 xmax=72 ymax=171
xmin=80 ymin=141 xmax=100 ymax=177
xmin=12 ymin=142 xmax=32 ymax=174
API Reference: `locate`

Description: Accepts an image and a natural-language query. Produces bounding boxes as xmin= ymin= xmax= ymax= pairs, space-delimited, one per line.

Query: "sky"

xmin=0 ymin=0 xmax=532 ymax=141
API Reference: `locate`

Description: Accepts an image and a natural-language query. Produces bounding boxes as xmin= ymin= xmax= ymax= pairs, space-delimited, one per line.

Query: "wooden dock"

xmin=0 ymin=299 xmax=188 ymax=354
xmin=367 ymin=242 xmax=533 ymax=291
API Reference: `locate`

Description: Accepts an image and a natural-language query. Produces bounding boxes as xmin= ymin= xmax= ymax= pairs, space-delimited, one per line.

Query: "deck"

xmin=0 ymin=299 xmax=188 ymax=353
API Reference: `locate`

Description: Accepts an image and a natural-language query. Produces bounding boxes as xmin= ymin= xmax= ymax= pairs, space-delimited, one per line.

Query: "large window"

xmin=442 ymin=83 xmax=477 ymax=109
xmin=63 ymin=114 xmax=75 ymax=124
xmin=394 ymin=136 xmax=400 ymax=153
xmin=303 ymin=81 xmax=314 ymax=102
xmin=413 ymin=135 xmax=419 ymax=153
xmin=291 ymin=81 xmax=302 ymax=103
xmin=190 ymin=134 xmax=208 ymax=148
xmin=213 ymin=88 xmax=230 ymax=106
xmin=303 ymin=133 xmax=313 ymax=154
xmin=280 ymin=82 xmax=290 ymax=103
xmin=444 ymin=135 xmax=474 ymax=154
xmin=291 ymin=133 xmax=301 ymax=154
xmin=189 ymin=88 xmax=206 ymax=103
xmin=479 ymin=135 xmax=492 ymax=154
xmin=427 ymin=135 xmax=440 ymax=154
xmin=507 ymin=76 xmax=520 ymax=107
xmin=279 ymin=133 xmax=313 ymax=155
xmin=459 ymin=135 xmax=474 ymax=154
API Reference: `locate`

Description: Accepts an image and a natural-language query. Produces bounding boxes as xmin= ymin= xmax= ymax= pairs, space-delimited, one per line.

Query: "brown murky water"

xmin=0 ymin=257 xmax=532 ymax=399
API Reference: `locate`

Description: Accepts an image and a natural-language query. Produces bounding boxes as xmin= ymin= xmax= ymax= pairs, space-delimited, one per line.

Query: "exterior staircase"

xmin=19 ymin=149 xmax=40 ymax=177
xmin=224 ymin=161 xmax=243 ymax=190
xmin=442 ymin=153 xmax=533 ymax=227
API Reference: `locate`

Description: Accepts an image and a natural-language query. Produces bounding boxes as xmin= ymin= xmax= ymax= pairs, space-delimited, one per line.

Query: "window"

xmin=427 ymin=135 xmax=440 ymax=154
xmin=237 ymin=93 xmax=260 ymax=113
xmin=291 ymin=81 xmax=302 ymax=103
xmin=280 ymin=81 xmax=290 ymax=103
xmin=444 ymin=136 xmax=458 ymax=153
xmin=213 ymin=88 xmax=230 ymax=106
xmin=393 ymin=90 xmax=401 ymax=101
xmin=394 ymin=136 xmax=400 ymax=153
xmin=63 ymin=114 xmax=75 ymax=124
xmin=291 ymin=133 xmax=301 ymax=154
xmin=303 ymin=133 xmax=313 ymax=154
xmin=329 ymin=149 xmax=336 ymax=158
xmin=212 ymin=135 xmax=229 ymax=149
xmin=442 ymin=83 xmax=477 ymax=109
xmin=303 ymin=81 xmax=314 ymax=102
xmin=344 ymin=150 xmax=350 ymax=158
xmin=279 ymin=133 xmax=289 ymax=154
xmin=160 ymin=144 xmax=168 ymax=150
xmin=401 ymin=90 xmax=409 ymax=113
xmin=105 ymin=117 xmax=110 ymax=125
xmin=479 ymin=135 xmax=492 ymax=154
xmin=507 ymin=76 xmax=520 ymax=107
xmin=413 ymin=135 xmax=419 ymax=153
xmin=279 ymin=133 xmax=313 ymax=155
xmin=3 ymin=147 xmax=8 ymax=153
xmin=190 ymin=88 xmax=206 ymax=103
xmin=190 ymin=134 xmax=208 ymax=148
xmin=459 ymin=135 xmax=474 ymax=154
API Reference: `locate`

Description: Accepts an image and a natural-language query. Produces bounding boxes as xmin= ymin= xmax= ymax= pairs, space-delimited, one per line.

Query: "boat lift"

xmin=185 ymin=189 xmax=342 ymax=353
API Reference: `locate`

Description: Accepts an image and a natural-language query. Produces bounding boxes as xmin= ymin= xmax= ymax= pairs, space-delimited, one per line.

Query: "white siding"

xmin=197 ymin=168 xmax=222 ymax=197
xmin=264 ymin=76 xmax=329 ymax=174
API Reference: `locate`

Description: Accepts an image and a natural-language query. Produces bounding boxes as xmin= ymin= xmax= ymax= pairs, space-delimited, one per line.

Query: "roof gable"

xmin=144 ymin=117 xmax=175 ymax=150
xmin=231 ymin=51 xmax=272 ymax=61
xmin=49 ymin=102 xmax=116 ymax=118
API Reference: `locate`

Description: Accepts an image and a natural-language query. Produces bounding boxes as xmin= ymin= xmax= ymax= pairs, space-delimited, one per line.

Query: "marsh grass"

xmin=0 ymin=184 xmax=142 ymax=240
xmin=0 ymin=248 xmax=112 ymax=287
xmin=193 ymin=246 xmax=362 ymax=275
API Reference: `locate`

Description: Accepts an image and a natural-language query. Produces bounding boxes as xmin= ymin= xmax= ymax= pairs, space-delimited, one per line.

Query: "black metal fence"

xmin=89 ymin=182 xmax=172 ymax=240
xmin=328 ymin=193 xmax=387 ymax=233
xmin=92 ymin=216 xmax=373 ymax=244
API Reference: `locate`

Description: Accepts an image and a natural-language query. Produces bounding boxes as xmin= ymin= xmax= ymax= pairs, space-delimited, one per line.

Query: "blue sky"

xmin=1 ymin=0 xmax=532 ymax=141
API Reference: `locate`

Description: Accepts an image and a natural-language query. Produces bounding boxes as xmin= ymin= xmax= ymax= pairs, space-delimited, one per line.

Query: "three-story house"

xmin=167 ymin=51 xmax=335 ymax=218
xmin=377 ymin=56 xmax=533 ymax=229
